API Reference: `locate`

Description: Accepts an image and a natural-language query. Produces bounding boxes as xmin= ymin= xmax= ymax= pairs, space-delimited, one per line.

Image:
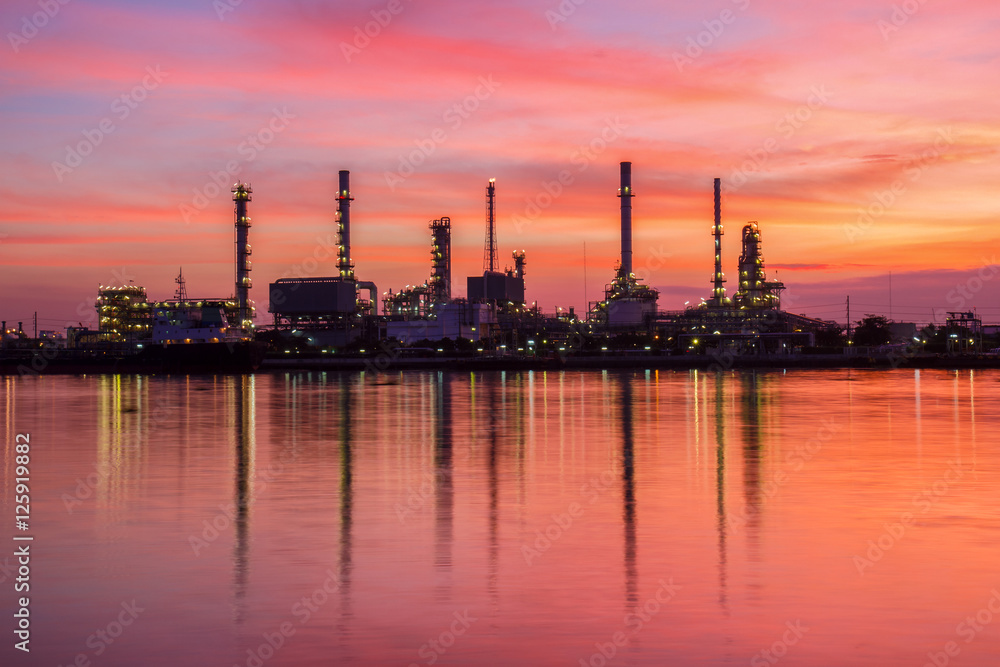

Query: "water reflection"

xmin=485 ymin=374 xmax=500 ymax=612
xmin=434 ymin=372 xmax=453 ymax=600
xmin=338 ymin=376 xmax=353 ymax=621
xmin=96 ymin=375 xmax=145 ymax=520
xmin=619 ymin=375 xmax=637 ymax=608
xmin=10 ymin=369 xmax=1000 ymax=666
xmin=231 ymin=375 xmax=255 ymax=626
xmin=740 ymin=371 xmax=766 ymax=602
xmin=714 ymin=375 xmax=729 ymax=615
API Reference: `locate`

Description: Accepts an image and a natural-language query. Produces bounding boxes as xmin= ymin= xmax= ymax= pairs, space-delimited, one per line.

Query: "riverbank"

xmin=4 ymin=350 xmax=998 ymax=375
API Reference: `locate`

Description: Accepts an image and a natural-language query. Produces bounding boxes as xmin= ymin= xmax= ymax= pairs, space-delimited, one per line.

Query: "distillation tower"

xmin=732 ymin=222 xmax=784 ymax=310
xmin=233 ymin=182 xmax=254 ymax=336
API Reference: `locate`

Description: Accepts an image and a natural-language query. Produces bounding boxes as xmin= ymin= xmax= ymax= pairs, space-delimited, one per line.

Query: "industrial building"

xmin=45 ymin=162 xmax=843 ymax=360
xmin=268 ymin=171 xmax=378 ymax=342
xmin=75 ymin=184 xmax=255 ymax=348
xmin=467 ymin=179 xmax=527 ymax=306
xmin=588 ymin=162 xmax=659 ymax=328
xmin=96 ymin=284 xmax=151 ymax=341
xmin=255 ymin=163 xmax=839 ymax=354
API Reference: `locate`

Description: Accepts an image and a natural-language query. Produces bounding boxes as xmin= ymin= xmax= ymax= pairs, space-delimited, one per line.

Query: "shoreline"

xmin=4 ymin=352 xmax=998 ymax=375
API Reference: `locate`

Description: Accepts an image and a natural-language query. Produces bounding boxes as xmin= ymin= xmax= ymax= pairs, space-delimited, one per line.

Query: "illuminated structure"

xmin=385 ymin=215 xmax=499 ymax=342
xmin=708 ymin=178 xmax=730 ymax=308
xmin=945 ymin=311 xmax=982 ymax=354
xmin=152 ymin=300 xmax=237 ymax=344
xmin=233 ymin=183 xmax=255 ymax=335
xmin=337 ymin=169 xmax=355 ymax=281
xmin=384 ymin=217 xmax=453 ymax=317
xmin=268 ymin=171 xmax=378 ymax=328
xmin=484 ymin=179 xmax=497 ymax=273
xmin=429 ymin=217 xmax=452 ymax=302
xmin=468 ymin=180 xmax=526 ymax=306
xmin=733 ymin=222 xmax=784 ymax=310
xmin=589 ymin=162 xmax=659 ymax=328
xmin=96 ymin=285 xmax=151 ymax=341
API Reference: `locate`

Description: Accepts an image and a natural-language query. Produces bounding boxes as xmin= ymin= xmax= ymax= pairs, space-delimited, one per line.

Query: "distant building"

xmin=387 ymin=302 xmax=495 ymax=344
xmin=151 ymin=300 xmax=240 ymax=344
xmin=96 ymin=285 xmax=151 ymax=341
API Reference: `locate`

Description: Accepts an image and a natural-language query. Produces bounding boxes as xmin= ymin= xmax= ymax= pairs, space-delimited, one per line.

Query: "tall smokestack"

xmin=337 ymin=170 xmax=355 ymax=281
xmin=232 ymin=182 xmax=253 ymax=334
xmin=484 ymin=178 xmax=497 ymax=273
xmin=711 ymin=177 xmax=727 ymax=306
xmin=619 ymin=161 xmax=633 ymax=277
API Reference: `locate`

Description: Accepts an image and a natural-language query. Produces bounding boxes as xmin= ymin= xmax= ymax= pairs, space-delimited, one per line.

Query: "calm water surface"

xmin=2 ymin=369 xmax=999 ymax=666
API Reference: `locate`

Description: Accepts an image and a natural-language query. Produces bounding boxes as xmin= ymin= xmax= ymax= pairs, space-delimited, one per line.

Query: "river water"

xmin=1 ymin=369 xmax=999 ymax=666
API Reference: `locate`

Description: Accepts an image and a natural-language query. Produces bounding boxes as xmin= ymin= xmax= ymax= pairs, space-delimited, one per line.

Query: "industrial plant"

xmin=3 ymin=160 xmax=995 ymax=373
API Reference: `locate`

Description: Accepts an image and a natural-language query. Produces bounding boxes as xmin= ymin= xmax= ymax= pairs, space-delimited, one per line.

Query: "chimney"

xmin=618 ymin=162 xmax=633 ymax=277
xmin=711 ymin=177 xmax=726 ymax=305
xmin=337 ymin=170 xmax=355 ymax=281
xmin=232 ymin=182 xmax=253 ymax=334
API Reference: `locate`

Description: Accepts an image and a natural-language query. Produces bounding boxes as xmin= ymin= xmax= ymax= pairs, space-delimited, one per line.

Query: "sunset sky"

xmin=2 ymin=0 xmax=999 ymax=330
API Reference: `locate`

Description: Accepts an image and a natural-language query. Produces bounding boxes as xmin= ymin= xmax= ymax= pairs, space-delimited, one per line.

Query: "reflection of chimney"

xmin=618 ymin=162 xmax=633 ymax=277
xmin=337 ymin=170 xmax=354 ymax=281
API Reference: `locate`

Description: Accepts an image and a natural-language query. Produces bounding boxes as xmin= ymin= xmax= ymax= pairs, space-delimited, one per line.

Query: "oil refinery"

xmin=1 ymin=160 xmax=995 ymax=373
